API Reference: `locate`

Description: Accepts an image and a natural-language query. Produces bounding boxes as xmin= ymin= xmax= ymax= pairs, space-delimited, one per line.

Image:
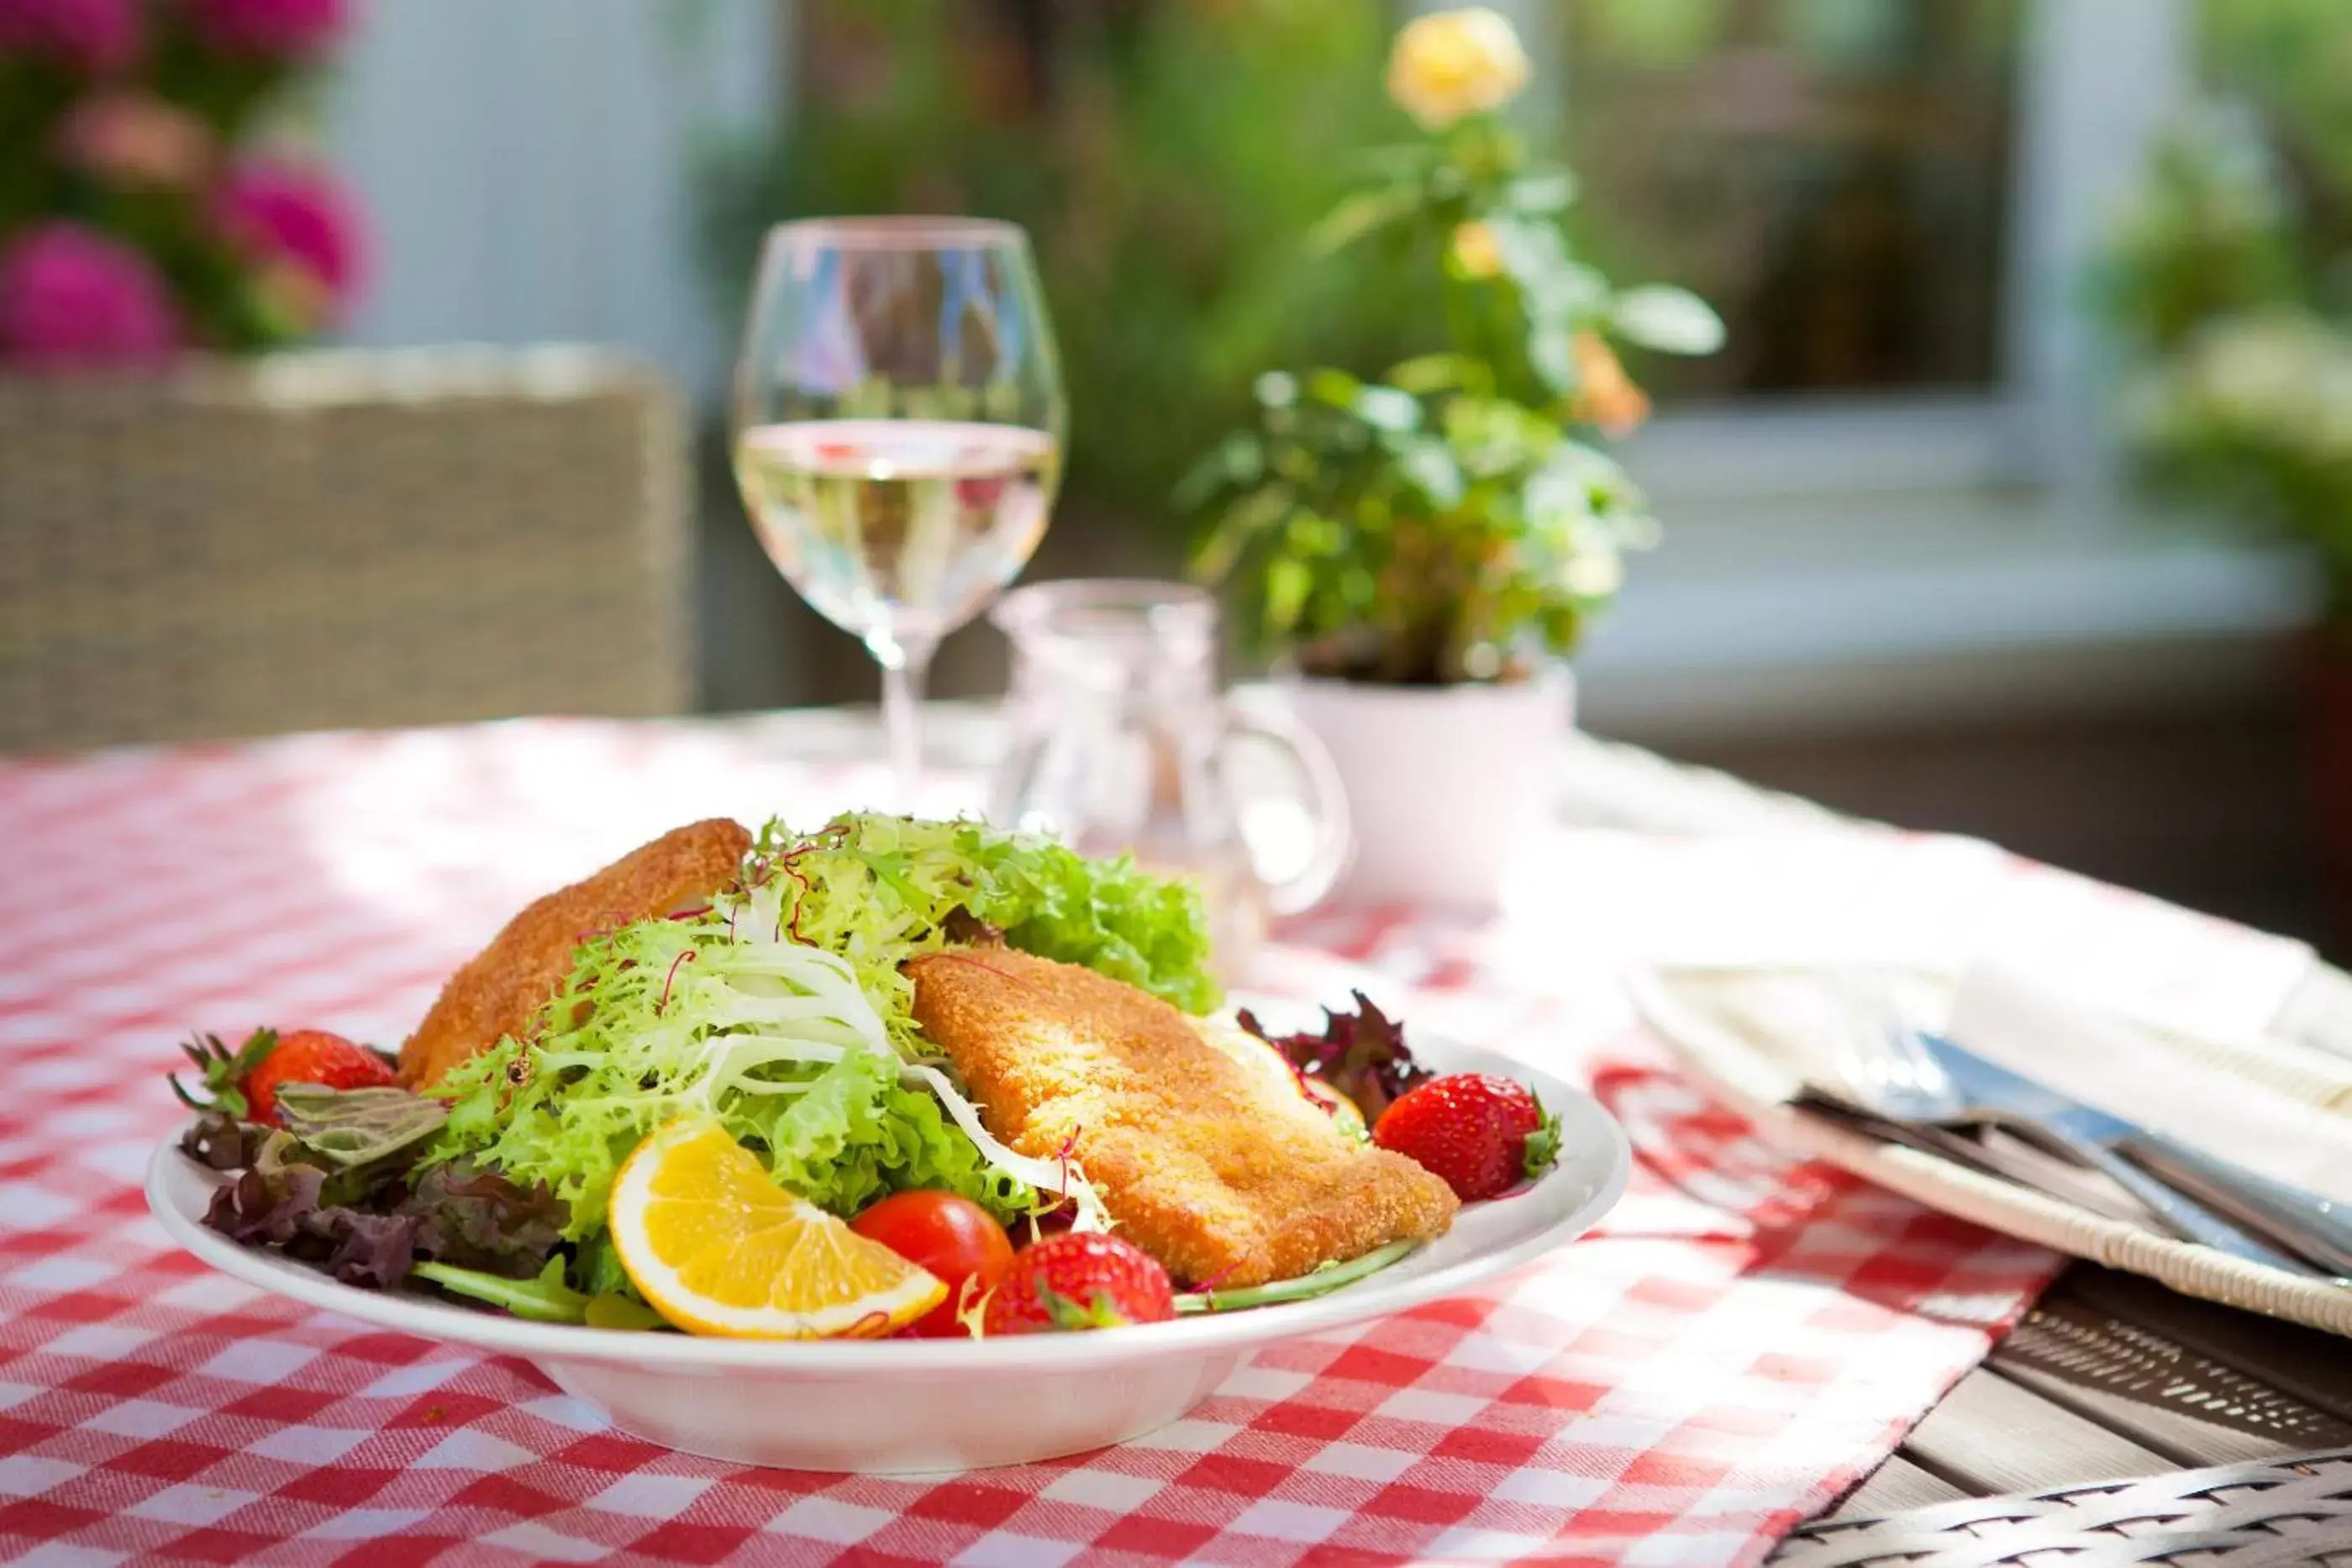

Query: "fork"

xmin=1818 ymin=968 xmax=2322 ymax=1276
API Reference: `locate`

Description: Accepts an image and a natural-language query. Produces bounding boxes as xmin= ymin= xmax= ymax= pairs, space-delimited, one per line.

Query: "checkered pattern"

xmin=0 ymin=720 xmax=2067 ymax=1566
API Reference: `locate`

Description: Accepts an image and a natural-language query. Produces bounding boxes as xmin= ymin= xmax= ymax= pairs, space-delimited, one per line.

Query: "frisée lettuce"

xmin=740 ymin=813 xmax=1221 ymax=1040
xmin=429 ymin=913 xmax=1045 ymax=1239
xmin=425 ymin=813 xmax=1208 ymax=1255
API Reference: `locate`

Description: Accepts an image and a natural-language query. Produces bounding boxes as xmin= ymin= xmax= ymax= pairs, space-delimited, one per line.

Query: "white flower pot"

xmin=1284 ymin=666 xmax=1573 ymax=909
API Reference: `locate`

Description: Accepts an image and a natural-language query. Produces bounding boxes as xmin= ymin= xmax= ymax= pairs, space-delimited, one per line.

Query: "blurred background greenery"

xmin=697 ymin=0 xmax=1415 ymax=545
xmin=663 ymin=0 xmax=2352 ymax=950
xmin=11 ymin=0 xmax=2302 ymax=946
xmin=19 ymin=1 xmax=2352 ymax=944
xmin=2101 ymin=0 xmax=2352 ymax=624
xmin=695 ymin=0 xmax=2029 ymax=544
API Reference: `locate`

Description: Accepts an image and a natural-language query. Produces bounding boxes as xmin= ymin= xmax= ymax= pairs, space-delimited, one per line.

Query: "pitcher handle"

xmin=1224 ymin=696 xmax=1352 ymax=917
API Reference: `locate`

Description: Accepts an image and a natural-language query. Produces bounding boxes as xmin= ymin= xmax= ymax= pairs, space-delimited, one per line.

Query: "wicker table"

xmin=1554 ymin=736 xmax=2352 ymax=1564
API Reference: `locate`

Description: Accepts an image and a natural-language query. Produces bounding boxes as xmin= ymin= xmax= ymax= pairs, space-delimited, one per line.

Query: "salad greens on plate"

xmin=429 ymin=813 xmax=1213 ymax=1250
xmin=168 ymin=811 xmax=1523 ymax=1338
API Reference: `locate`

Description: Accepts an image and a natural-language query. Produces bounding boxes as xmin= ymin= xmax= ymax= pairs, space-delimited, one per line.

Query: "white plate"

xmin=147 ymin=1034 xmax=1627 ymax=1473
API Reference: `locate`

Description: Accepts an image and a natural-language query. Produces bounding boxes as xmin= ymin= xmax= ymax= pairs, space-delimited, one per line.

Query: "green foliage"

xmin=423 ymin=910 xmax=1002 ymax=1243
xmin=2120 ymin=309 xmax=2352 ymax=613
xmin=2102 ymin=106 xmax=2302 ymax=358
xmin=694 ymin=0 xmax=1416 ymax=529
xmin=2201 ymin=0 xmax=2352 ymax=243
xmin=1180 ymin=365 xmax=1653 ymax=684
xmin=1183 ymin=89 xmax=1720 ymax=685
xmin=2101 ymin=3 xmax=2352 ymax=623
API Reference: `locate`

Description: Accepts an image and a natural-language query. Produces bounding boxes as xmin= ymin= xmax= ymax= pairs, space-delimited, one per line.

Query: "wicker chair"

xmin=1777 ymin=1449 xmax=2352 ymax=1565
xmin=0 ymin=346 xmax=692 ymax=753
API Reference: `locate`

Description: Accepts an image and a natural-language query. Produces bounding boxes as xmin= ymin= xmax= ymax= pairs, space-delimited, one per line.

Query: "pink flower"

xmin=53 ymin=92 xmax=215 ymax=189
xmin=184 ymin=0 xmax=348 ymax=59
xmin=0 ymin=0 xmax=140 ymax=72
xmin=213 ymin=159 xmax=366 ymax=327
xmin=0 ymin=222 xmax=179 ymax=368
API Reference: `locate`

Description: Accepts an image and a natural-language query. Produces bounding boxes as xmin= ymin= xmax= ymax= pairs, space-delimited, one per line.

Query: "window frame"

xmin=1554 ymin=0 xmax=2192 ymax=513
xmin=1518 ymin=0 xmax=2311 ymax=737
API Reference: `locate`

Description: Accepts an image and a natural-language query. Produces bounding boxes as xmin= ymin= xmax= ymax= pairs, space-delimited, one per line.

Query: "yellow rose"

xmin=1386 ymin=8 xmax=1530 ymax=130
xmin=1450 ymin=221 xmax=1502 ymax=279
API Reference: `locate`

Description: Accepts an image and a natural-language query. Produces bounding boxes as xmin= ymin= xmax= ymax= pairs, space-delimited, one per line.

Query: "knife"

xmin=1792 ymin=1088 xmax=2163 ymax=1223
xmin=1917 ymin=1033 xmax=2348 ymax=1281
xmin=2112 ymin=1130 xmax=2352 ymax=1277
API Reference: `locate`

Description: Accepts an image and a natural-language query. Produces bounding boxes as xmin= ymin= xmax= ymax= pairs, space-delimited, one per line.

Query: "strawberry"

xmin=1371 ymin=1072 xmax=1560 ymax=1202
xmin=171 ymin=1028 xmax=394 ymax=1126
xmin=981 ymin=1232 xmax=1175 ymax=1335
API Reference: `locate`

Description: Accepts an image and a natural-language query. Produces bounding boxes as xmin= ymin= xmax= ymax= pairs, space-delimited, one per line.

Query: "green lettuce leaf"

xmin=427 ymin=813 xmax=1208 ymax=1252
xmin=410 ymin=1258 xmax=664 ymax=1327
xmin=742 ymin=813 xmax=1221 ymax=1039
xmin=413 ymin=1258 xmax=588 ymax=1323
xmin=275 ymin=1084 xmax=449 ymax=1169
xmin=752 ymin=1046 xmax=1034 ymax=1220
xmin=426 ymin=915 xmax=1047 ymax=1240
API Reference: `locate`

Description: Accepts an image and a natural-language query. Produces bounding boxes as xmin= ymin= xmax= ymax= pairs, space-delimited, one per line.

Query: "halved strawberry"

xmin=171 ymin=1028 xmax=393 ymax=1126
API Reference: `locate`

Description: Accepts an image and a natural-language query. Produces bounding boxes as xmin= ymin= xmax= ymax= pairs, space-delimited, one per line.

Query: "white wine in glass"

xmin=731 ymin=218 xmax=1066 ymax=804
xmin=734 ymin=418 xmax=1060 ymax=647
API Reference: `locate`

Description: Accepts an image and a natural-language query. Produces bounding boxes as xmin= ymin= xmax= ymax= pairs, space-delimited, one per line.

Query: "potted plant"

xmin=2098 ymin=36 xmax=2352 ymax=937
xmin=1181 ymin=6 xmax=1721 ymax=907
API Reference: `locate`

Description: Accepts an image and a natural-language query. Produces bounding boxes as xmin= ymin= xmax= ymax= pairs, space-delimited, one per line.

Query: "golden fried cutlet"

xmin=397 ymin=818 xmax=752 ymax=1088
xmin=907 ymin=950 xmax=1458 ymax=1286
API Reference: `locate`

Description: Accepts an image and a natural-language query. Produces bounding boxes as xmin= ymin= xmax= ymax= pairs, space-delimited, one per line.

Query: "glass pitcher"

xmin=988 ymin=580 xmax=1350 ymax=978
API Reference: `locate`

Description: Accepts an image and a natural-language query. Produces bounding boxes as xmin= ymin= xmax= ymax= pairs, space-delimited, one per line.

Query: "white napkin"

xmin=1511 ymin=829 xmax=2316 ymax=1049
xmin=1945 ymin=964 xmax=2352 ymax=1203
xmin=1500 ymin=829 xmax=2013 ymax=975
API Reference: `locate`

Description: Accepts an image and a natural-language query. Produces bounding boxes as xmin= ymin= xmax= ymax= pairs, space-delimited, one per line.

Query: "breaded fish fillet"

xmin=908 ymin=950 xmax=1458 ymax=1287
xmin=398 ymin=818 xmax=752 ymax=1088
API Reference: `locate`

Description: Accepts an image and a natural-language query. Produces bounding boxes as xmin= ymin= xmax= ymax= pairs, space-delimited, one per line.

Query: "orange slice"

xmin=608 ymin=1120 xmax=944 ymax=1338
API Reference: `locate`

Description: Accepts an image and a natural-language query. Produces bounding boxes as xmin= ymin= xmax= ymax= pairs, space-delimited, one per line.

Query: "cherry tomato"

xmin=850 ymin=1192 xmax=1015 ymax=1338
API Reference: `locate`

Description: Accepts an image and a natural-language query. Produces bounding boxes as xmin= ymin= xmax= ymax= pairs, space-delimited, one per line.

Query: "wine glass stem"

xmin=878 ymin=639 xmax=934 ymax=811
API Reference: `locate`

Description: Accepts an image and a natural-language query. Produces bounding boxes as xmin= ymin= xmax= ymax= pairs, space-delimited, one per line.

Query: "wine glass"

xmin=731 ymin=217 xmax=1066 ymax=805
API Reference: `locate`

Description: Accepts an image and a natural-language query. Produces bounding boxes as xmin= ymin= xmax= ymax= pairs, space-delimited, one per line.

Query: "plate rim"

xmin=146 ymin=1038 xmax=1629 ymax=1373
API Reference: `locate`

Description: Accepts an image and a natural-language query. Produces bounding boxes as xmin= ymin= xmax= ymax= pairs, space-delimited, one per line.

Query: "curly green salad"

xmin=169 ymin=813 xmax=1534 ymax=1335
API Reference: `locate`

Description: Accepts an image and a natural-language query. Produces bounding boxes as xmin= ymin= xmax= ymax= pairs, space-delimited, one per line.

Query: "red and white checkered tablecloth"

xmin=0 ymin=718 xmax=2075 ymax=1567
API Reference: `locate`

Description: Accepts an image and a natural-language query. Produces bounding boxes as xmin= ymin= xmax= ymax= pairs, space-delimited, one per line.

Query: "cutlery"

xmin=1792 ymin=1088 xmax=2158 ymax=1224
xmin=1913 ymin=1033 xmax=2352 ymax=1281
xmin=1813 ymin=982 xmax=2326 ymax=1276
xmin=2111 ymin=1128 xmax=2352 ymax=1276
xmin=1794 ymin=1087 xmax=2014 ymax=1174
